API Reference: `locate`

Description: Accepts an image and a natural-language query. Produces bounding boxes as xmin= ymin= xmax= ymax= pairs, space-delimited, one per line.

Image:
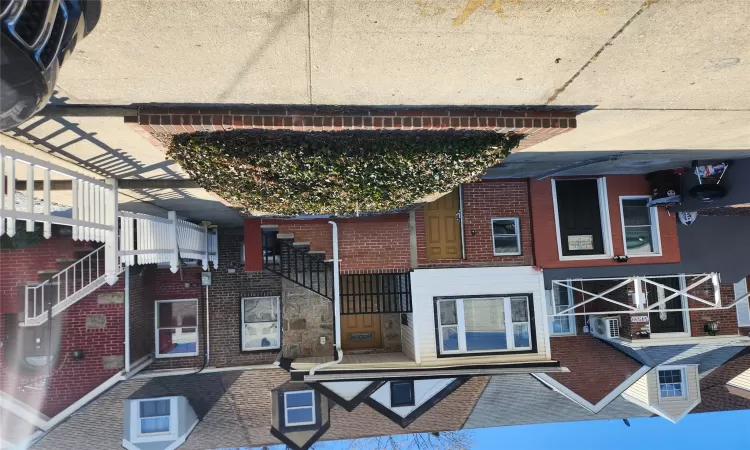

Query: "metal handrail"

xmin=263 ymin=240 xmax=334 ymax=300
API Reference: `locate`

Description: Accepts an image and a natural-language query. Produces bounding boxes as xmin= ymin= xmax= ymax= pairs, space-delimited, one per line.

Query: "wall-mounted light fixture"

xmin=72 ymin=349 xmax=85 ymax=360
xmin=704 ymin=320 xmax=719 ymax=336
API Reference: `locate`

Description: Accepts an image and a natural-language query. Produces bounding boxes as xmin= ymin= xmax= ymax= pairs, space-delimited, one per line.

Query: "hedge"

xmin=167 ymin=130 xmax=521 ymax=216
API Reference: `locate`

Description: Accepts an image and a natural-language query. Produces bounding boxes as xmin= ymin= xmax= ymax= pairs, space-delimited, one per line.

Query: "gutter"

xmin=310 ymin=221 xmax=343 ymax=376
xmin=124 ymin=265 xmax=130 ymax=372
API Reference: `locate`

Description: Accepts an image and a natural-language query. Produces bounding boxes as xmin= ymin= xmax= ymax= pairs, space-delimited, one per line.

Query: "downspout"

xmin=124 ymin=265 xmax=130 ymax=373
xmin=205 ymin=284 xmax=211 ymax=367
xmin=310 ymin=221 xmax=343 ymax=375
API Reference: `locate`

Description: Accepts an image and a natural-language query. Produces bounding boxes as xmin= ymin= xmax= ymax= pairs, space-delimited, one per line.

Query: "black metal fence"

xmin=340 ymin=272 xmax=413 ymax=315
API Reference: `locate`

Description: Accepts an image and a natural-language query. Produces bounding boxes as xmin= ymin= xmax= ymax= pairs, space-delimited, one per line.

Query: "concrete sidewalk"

xmin=3 ymin=0 xmax=748 ymax=216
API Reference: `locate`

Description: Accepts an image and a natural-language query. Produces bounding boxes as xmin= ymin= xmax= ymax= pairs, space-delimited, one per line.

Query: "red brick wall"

xmin=415 ymin=180 xmax=533 ymax=268
xmin=530 ymin=175 xmax=681 ymax=269
xmin=131 ymin=106 xmax=576 ymax=155
xmin=146 ymin=228 xmax=281 ymax=371
xmin=548 ymin=335 xmax=643 ymax=405
xmin=0 ymin=279 xmax=126 ymax=417
xmin=688 ymin=283 xmax=740 ymax=337
xmin=256 ymin=216 xmax=412 ymax=273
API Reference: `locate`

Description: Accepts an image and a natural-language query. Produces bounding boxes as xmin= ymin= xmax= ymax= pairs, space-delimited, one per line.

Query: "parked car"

xmin=0 ymin=0 xmax=100 ymax=131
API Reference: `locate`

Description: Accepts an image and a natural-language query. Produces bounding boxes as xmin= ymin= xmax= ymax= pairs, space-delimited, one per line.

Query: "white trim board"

xmin=533 ymin=365 xmax=651 ymax=413
xmin=734 ymin=278 xmax=750 ymax=327
xmin=621 ymin=391 xmax=701 ymax=424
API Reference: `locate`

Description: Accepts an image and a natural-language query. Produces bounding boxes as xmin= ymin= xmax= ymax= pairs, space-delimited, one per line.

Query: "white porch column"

xmin=201 ymin=222 xmax=209 ymax=271
xmin=104 ymin=178 xmax=119 ymax=285
xmin=712 ymin=273 xmax=722 ymax=307
xmin=168 ymin=211 xmax=179 ymax=273
xmin=6 ymin=156 xmax=15 ymax=237
xmin=0 ymin=150 xmax=5 ymax=236
xmin=633 ymin=277 xmax=645 ymax=311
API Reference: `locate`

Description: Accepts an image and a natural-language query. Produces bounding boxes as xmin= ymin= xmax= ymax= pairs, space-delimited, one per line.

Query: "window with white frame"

xmin=620 ymin=197 xmax=661 ymax=256
xmin=138 ymin=398 xmax=172 ymax=436
xmin=436 ymin=296 xmax=532 ymax=355
xmin=155 ymin=299 xmax=199 ymax=357
xmin=284 ymin=391 xmax=316 ymax=426
xmin=241 ymin=296 xmax=280 ymax=351
xmin=491 ymin=218 xmax=521 ymax=256
xmin=549 ymin=282 xmax=577 ymax=336
xmin=658 ymin=367 xmax=687 ymax=400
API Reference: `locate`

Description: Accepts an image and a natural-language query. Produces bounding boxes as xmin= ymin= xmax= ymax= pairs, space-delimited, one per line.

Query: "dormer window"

xmin=139 ymin=399 xmax=171 ymax=435
xmin=658 ymin=367 xmax=687 ymax=400
xmin=390 ymin=381 xmax=415 ymax=407
xmin=128 ymin=397 xmax=178 ymax=443
xmin=284 ymin=391 xmax=316 ymax=427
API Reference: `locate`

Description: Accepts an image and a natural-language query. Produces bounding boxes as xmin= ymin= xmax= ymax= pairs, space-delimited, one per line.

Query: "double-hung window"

xmin=491 ymin=218 xmax=521 ymax=256
xmin=128 ymin=397 xmax=179 ymax=444
xmin=436 ymin=296 xmax=533 ymax=355
xmin=138 ymin=398 xmax=171 ymax=436
xmin=658 ymin=367 xmax=687 ymax=400
xmin=284 ymin=391 xmax=316 ymax=427
xmin=155 ymin=299 xmax=198 ymax=357
xmin=549 ymin=281 xmax=577 ymax=336
xmin=241 ymin=296 xmax=280 ymax=351
xmin=620 ymin=197 xmax=661 ymax=256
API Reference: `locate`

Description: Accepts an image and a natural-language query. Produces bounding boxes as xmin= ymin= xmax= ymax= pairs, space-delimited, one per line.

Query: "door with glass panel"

xmin=436 ymin=296 xmax=533 ymax=355
xmin=549 ymin=282 xmax=577 ymax=335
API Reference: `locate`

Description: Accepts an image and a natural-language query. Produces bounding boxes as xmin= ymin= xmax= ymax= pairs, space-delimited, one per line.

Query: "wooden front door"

xmin=555 ymin=179 xmax=605 ymax=256
xmin=647 ymin=277 xmax=686 ymax=334
xmin=424 ymin=188 xmax=463 ymax=260
xmin=341 ymin=314 xmax=382 ymax=350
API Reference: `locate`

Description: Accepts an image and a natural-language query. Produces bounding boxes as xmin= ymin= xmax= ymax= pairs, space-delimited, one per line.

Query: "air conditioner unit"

xmin=590 ymin=316 xmax=620 ymax=340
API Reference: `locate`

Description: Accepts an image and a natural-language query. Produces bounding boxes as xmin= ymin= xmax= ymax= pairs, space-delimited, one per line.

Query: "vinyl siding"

xmin=410 ymin=267 xmax=548 ymax=365
xmin=728 ymin=368 xmax=750 ymax=392
xmin=624 ymin=374 xmax=649 ymax=404
xmin=401 ymin=314 xmax=416 ymax=361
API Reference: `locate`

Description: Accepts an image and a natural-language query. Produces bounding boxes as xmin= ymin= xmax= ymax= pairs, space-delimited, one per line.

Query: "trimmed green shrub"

xmin=167 ymin=130 xmax=521 ymax=215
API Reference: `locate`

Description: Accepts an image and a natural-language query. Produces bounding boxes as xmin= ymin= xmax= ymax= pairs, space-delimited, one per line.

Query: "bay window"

xmin=435 ymin=295 xmax=534 ymax=356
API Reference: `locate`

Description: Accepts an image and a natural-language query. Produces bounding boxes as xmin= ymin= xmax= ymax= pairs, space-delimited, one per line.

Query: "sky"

xmin=311 ymin=409 xmax=750 ymax=450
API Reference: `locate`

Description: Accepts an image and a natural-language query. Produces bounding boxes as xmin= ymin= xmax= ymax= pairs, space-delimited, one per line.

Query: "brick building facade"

xmin=415 ymin=180 xmax=533 ymax=268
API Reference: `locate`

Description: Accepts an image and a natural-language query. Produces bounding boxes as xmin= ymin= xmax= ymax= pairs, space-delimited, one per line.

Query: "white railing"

xmin=0 ymin=146 xmax=115 ymax=242
xmin=549 ymin=273 xmax=727 ymax=316
xmin=119 ymin=211 xmax=218 ymax=271
xmin=3 ymin=145 xmax=218 ymax=325
xmin=23 ymin=245 xmax=124 ymax=326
